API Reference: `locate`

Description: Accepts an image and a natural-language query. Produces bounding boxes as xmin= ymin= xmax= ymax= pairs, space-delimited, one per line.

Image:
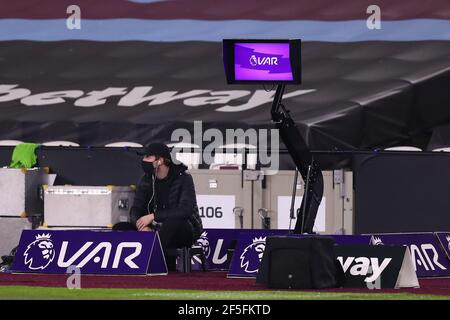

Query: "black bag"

xmin=257 ymin=236 xmax=344 ymax=289
xmin=0 ymin=246 xmax=18 ymax=272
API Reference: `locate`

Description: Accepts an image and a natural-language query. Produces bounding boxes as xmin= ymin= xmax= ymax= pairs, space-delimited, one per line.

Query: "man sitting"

xmin=113 ymin=142 xmax=203 ymax=271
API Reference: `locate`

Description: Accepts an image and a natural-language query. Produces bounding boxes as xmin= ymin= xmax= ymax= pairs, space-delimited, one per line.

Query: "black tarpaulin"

xmin=0 ymin=41 xmax=450 ymax=152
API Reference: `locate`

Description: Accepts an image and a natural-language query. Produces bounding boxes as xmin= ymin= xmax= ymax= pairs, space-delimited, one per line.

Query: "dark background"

xmin=354 ymin=152 xmax=450 ymax=233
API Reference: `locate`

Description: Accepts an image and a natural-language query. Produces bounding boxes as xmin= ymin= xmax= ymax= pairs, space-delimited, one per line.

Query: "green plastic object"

xmin=9 ymin=143 xmax=40 ymax=169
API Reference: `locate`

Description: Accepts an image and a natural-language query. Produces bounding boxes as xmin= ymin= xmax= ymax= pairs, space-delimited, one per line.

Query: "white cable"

xmin=147 ymin=174 xmax=155 ymax=214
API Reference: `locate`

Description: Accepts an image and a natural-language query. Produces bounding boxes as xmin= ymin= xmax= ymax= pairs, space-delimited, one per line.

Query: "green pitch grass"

xmin=0 ymin=285 xmax=449 ymax=300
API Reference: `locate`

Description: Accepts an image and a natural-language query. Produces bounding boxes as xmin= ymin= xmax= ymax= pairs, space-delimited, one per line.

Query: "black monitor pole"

xmin=271 ymin=84 xmax=324 ymax=234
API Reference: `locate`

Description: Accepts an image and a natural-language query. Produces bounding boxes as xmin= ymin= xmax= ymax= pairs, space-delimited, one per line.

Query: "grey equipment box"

xmin=0 ymin=217 xmax=32 ymax=257
xmin=190 ymin=169 xmax=263 ymax=229
xmin=262 ymin=170 xmax=341 ymax=234
xmin=0 ymin=167 xmax=50 ymax=217
xmin=44 ymin=186 xmax=135 ymax=227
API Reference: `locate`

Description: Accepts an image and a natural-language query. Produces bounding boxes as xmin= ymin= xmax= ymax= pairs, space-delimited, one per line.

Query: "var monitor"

xmin=223 ymin=39 xmax=301 ymax=84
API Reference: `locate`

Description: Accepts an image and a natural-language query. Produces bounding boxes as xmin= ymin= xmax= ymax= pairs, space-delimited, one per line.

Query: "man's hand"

xmin=136 ymin=213 xmax=155 ymax=231
xmin=140 ymin=226 xmax=153 ymax=232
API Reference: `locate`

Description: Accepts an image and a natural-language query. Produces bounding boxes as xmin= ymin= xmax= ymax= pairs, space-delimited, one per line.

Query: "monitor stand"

xmin=270 ymin=84 xmax=324 ymax=234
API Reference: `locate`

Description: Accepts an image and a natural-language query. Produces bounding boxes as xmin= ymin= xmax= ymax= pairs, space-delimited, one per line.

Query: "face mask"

xmin=141 ymin=161 xmax=155 ymax=176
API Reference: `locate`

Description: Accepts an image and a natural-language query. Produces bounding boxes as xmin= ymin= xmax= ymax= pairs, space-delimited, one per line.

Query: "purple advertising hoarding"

xmin=234 ymin=43 xmax=293 ymax=81
xmin=227 ymin=230 xmax=290 ymax=278
xmin=369 ymin=233 xmax=450 ymax=277
xmin=227 ymin=232 xmax=371 ymax=278
xmin=435 ymin=232 xmax=450 ymax=260
xmin=12 ymin=230 xmax=167 ymax=275
xmin=192 ymin=229 xmax=271 ymax=271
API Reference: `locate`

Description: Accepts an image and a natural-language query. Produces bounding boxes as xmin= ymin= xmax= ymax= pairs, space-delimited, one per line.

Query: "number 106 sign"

xmin=196 ymin=195 xmax=236 ymax=228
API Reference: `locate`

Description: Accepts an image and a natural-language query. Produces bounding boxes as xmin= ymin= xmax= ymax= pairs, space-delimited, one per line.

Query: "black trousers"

xmin=113 ymin=219 xmax=194 ymax=271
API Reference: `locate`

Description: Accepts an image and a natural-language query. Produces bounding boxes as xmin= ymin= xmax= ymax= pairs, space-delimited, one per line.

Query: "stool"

xmin=167 ymin=245 xmax=206 ymax=273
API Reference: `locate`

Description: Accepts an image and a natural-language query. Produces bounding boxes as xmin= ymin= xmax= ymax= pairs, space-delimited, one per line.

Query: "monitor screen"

xmin=234 ymin=42 xmax=293 ymax=81
xmin=223 ymin=39 xmax=301 ymax=84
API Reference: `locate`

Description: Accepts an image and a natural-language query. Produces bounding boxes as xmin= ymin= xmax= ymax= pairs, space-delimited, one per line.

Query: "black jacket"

xmin=130 ymin=163 xmax=203 ymax=240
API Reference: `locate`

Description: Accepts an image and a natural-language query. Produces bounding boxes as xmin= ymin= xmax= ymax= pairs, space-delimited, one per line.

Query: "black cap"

xmin=137 ymin=142 xmax=172 ymax=160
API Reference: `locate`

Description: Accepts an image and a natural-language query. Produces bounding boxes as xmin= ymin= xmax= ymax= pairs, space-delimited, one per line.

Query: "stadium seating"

xmin=104 ymin=142 xmax=144 ymax=147
xmin=168 ymin=142 xmax=201 ymax=169
xmin=42 ymin=141 xmax=80 ymax=147
xmin=384 ymin=146 xmax=422 ymax=151
xmin=210 ymin=143 xmax=257 ymax=170
xmin=0 ymin=140 xmax=24 ymax=146
xmin=432 ymin=147 xmax=450 ymax=152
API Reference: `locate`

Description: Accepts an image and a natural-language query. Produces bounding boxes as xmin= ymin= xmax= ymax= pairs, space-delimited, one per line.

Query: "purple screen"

xmin=234 ymin=43 xmax=293 ymax=81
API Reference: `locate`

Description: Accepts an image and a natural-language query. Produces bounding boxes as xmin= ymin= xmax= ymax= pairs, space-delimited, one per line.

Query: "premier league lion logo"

xmin=239 ymin=237 xmax=266 ymax=273
xmin=195 ymin=231 xmax=211 ymax=259
xmin=23 ymin=233 xmax=55 ymax=270
xmin=370 ymin=236 xmax=384 ymax=246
